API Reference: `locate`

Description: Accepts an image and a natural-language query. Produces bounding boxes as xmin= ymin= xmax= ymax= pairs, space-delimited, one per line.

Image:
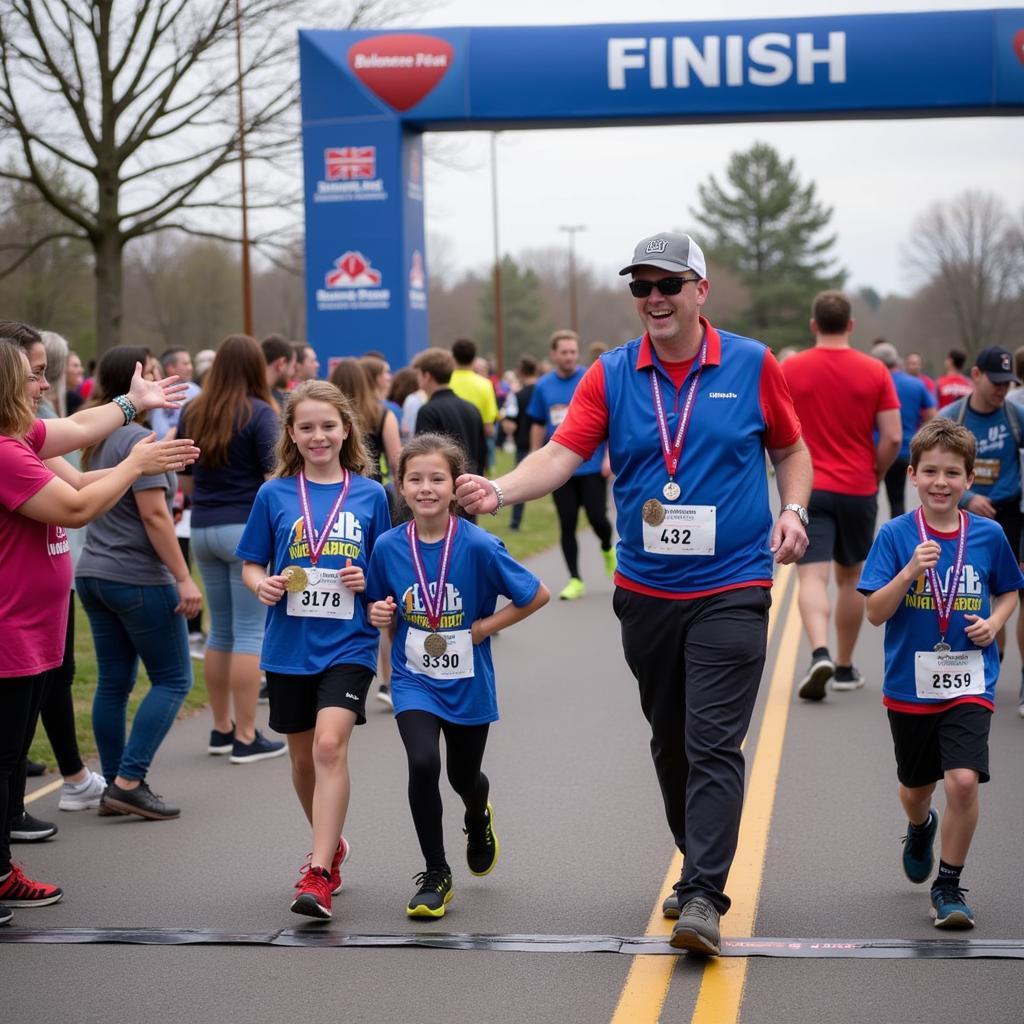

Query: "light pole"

xmin=234 ymin=0 xmax=254 ymax=336
xmin=559 ymin=224 xmax=586 ymax=334
xmin=490 ymin=132 xmax=504 ymax=374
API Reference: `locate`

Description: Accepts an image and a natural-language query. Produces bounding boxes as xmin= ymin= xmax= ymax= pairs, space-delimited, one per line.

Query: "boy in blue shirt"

xmin=859 ymin=419 xmax=1024 ymax=929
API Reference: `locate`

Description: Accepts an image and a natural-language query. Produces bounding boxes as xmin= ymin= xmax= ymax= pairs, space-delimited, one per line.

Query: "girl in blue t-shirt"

xmin=238 ymin=381 xmax=391 ymax=921
xmin=367 ymin=433 xmax=549 ymax=919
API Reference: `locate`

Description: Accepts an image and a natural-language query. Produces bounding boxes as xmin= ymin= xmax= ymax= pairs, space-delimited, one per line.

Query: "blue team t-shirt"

xmin=527 ymin=369 xmax=605 ymax=475
xmin=939 ymin=401 xmax=1024 ymax=505
xmin=892 ymin=370 xmax=936 ymax=460
xmin=366 ymin=519 xmax=540 ymax=725
xmin=858 ymin=511 xmax=1024 ymax=712
xmin=235 ymin=473 xmax=391 ymax=675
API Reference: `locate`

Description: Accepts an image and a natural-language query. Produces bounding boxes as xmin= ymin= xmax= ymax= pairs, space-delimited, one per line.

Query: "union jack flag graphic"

xmin=325 ymin=147 xmax=376 ymax=181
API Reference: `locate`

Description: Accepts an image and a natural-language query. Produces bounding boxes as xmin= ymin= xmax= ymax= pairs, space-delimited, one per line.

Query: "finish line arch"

xmin=299 ymin=9 xmax=1024 ymax=370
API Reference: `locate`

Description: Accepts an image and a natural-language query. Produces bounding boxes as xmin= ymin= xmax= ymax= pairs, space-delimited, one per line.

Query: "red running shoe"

xmin=291 ymin=864 xmax=332 ymax=920
xmin=330 ymin=836 xmax=350 ymax=895
xmin=0 ymin=863 xmax=63 ymax=907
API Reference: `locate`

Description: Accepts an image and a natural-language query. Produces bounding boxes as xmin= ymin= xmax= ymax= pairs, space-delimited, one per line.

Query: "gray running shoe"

xmin=669 ymin=896 xmax=721 ymax=956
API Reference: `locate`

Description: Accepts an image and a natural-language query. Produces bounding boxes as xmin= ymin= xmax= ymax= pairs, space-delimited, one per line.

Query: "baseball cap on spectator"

xmin=619 ymin=233 xmax=707 ymax=279
xmin=975 ymin=346 xmax=1019 ymax=384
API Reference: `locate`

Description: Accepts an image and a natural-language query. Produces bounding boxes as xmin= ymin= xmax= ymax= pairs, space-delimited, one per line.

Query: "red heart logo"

xmin=348 ymin=34 xmax=453 ymax=112
xmin=1014 ymin=29 xmax=1024 ymax=65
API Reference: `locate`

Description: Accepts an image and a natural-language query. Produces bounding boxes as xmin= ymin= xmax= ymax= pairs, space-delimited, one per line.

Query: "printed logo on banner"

xmin=409 ymin=250 xmax=426 ymax=310
xmin=348 ymin=34 xmax=454 ymax=111
xmin=317 ymin=252 xmax=391 ymax=312
xmin=315 ymin=147 xmax=388 ymax=204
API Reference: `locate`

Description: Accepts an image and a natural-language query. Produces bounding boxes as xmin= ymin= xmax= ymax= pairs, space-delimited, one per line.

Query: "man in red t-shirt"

xmin=782 ymin=291 xmax=901 ymax=700
xmin=936 ymin=348 xmax=974 ymax=410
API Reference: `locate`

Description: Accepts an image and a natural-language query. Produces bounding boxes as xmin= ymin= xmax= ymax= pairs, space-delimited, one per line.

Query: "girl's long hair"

xmin=273 ymin=380 xmax=369 ymax=478
xmin=329 ymin=357 xmax=381 ymax=437
xmin=81 ymin=345 xmax=151 ymax=468
xmin=0 ymin=340 xmax=35 ymax=439
xmin=182 ymin=335 xmax=272 ymax=468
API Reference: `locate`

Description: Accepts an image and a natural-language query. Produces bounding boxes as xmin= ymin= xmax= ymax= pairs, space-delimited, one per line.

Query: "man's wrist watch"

xmin=490 ymin=481 xmax=505 ymax=517
xmin=782 ymin=503 xmax=809 ymax=527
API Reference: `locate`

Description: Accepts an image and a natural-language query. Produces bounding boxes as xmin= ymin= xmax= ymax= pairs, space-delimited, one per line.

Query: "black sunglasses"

xmin=628 ymin=276 xmax=700 ymax=298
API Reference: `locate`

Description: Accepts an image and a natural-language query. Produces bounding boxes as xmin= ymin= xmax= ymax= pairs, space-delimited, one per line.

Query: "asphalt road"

xmin=7 ymin=515 xmax=1024 ymax=1024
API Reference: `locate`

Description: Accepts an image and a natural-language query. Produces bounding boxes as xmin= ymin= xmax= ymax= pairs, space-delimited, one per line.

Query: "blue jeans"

xmin=76 ymin=577 xmax=192 ymax=782
xmin=192 ymin=523 xmax=265 ymax=655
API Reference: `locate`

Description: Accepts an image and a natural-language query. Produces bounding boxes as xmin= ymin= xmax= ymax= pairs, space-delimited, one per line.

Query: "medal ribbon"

xmin=914 ymin=507 xmax=968 ymax=641
xmin=297 ymin=470 xmax=351 ymax=566
xmin=648 ymin=333 xmax=708 ymax=481
xmin=407 ymin=515 xmax=457 ymax=632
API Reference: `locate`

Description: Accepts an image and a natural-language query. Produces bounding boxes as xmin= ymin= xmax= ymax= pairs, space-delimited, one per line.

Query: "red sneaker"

xmin=291 ymin=864 xmax=332 ymax=920
xmin=330 ymin=836 xmax=350 ymax=895
xmin=0 ymin=863 xmax=63 ymax=907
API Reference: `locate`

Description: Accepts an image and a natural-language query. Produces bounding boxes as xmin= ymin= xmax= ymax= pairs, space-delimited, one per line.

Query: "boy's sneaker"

xmin=208 ymin=725 xmax=235 ymax=755
xmin=901 ymin=808 xmax=938 ymax=883
xmin=930 ymin=883 xmax=974 ymax=929
xmin=8 ymin=811 xmax=57 ymax=842
xmin=229 ymin=730 xmax=286 ymax=764
xmin=832 ymin=665 xmax=865 ymax=691
xmin=101 ymin=781 xmax=180 ymax=820
xmin=376 ymin=685 xmax=394 ymax=709
xmin=330 ymin=836 xmax=351 ymax=895
xmin=58 ymin=769 xmax=107 ymax=811
xmin=797 ymin=652 xmax=834 ymax=701
xmin=291 ymin=865 xmax=333 ymax=920
xmin=669 ymin=896 xmax=721 ymax=956
xmin=0 ymin=905 xmax=11 ymax=925
xmin=464 ymin=801 xmax=499 ymax=876
xmin=406 ymin=868 xmax=454 ymax=918
xmin=559 ymin=577 xmax=586 ymax=601
xmin=602 ymin=547 xmax=617 ymax=579
xmin=0 ymin=863 xmax=63 ymax=907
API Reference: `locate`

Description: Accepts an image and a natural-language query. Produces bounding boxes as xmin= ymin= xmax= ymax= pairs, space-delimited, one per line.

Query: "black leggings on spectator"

xmin=884 ymin=456 xmax=910 ymax=519
xmin=396 ymin=710 xmax=490 ymax=871
xmin=552 ymin=472 xmax=613 ymax=578
xmin=34 ymin=592 xmax=85 ymax=779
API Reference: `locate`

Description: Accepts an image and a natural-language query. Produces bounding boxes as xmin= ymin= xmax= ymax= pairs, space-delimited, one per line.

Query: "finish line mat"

xmin=2 ymin=929 xmax=1024 ymax=957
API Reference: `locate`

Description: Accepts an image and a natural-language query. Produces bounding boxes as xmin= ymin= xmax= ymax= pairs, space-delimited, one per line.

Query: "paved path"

xmin=7 ymin=527 xmax=1024 ymax=1024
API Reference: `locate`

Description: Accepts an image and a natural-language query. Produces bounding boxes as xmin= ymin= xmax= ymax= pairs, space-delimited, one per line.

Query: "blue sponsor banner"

xmin=300 ymin=10 xmax=1023 ymax=368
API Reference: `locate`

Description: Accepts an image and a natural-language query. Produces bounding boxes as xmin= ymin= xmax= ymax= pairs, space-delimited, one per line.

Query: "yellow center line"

xmin=610 ymin=564 xmax=797 ymax=1024
xmin=24 ymin=778 xmax=63 ymax=804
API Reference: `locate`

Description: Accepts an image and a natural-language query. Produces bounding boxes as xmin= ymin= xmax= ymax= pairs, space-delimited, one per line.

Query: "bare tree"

xmin=0 ymin=0 xmax=433 ymax=352
xmin=905 ymin=190 xmax=1024 ymax=352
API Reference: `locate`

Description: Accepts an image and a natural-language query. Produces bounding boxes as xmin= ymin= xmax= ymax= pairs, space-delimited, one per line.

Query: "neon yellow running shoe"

xmin=406 ymin=868 xmax=453 ymax=918
xmin=602 ymin=547 xmax=617 ymax=578
xmin=465 ymin=801 xmax=499 ymax=876
xmin=559 ymin=577 xmax=586 ymax=601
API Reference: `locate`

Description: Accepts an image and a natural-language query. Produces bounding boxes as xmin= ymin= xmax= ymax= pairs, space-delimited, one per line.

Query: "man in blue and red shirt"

xmin=456 ymin=231 xmax=812 ymax=955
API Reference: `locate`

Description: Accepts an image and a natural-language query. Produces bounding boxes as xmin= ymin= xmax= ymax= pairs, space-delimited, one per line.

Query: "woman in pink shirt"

xmin=0 ymin=338 xmax=197 ymax=925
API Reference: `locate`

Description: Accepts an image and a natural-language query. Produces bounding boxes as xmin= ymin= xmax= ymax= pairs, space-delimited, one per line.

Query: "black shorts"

xmin=266 ymin=664 xmax=374 ymax=733
xmin=992 ymin=498 xmax=1023 ymax=564
xmin=887 ymin=702 xmax=991 ymax=788
xmin=803 ymin=490 xmax=877 ymax=566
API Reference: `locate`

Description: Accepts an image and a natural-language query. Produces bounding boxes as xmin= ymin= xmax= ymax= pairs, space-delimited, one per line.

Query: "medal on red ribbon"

xmin=297 ymin=469 xmax=351 ymax=567
xmin=914 ymin=507 xmax=968 ymax=652
xmin=407 ymin=515 xmax=457 ymax=654
xmin=648 ymin=333 xmax=708 ymax=502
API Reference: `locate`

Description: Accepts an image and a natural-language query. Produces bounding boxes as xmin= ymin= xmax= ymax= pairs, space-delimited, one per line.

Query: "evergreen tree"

xmin=477 ymin=255 xmax=553 ymax=369
xmin=691 ymin=142 xmax=845 ymax=349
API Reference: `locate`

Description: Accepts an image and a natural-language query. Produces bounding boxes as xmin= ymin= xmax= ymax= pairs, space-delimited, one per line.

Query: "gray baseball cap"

xmin=619 ymin=232 xmax=707 ymax=278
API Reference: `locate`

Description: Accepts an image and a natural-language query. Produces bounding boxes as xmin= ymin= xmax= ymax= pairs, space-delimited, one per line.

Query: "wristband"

xmin=113 ymin=395 xmax=137 ymax=425
xmin=490 ymin=481 xmax=505 ymax=517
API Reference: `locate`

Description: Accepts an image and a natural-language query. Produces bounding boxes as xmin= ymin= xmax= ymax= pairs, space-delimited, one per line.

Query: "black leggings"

xmin=884 ymin=456 xmax=910 ymax=519
xmin=396 ymin=710 xmax=490 ymax=871
xmin=34 ymin=592 xmax=84 ymax=779
xmin=1 ymin=673 xmax=49 ymax=874
xmin=552 ymin=472 xmax=613 ymax=578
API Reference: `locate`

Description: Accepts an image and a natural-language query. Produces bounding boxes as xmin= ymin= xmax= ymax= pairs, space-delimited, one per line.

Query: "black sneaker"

xmin=669 ymin=896 xmax=721 ymax=956
xmin=8 ymin=811 xmax=58 ymax=842
xmin=464 ymin=801 xmax=499 ymax=876
xmin=902 ymin=808 xmax=938 ymax=883
xmin=798 ymin=652 xmax=834 ymax=701
xmin=832 ymin=665 xmax=866 ymax=691
xmin=208 ymin=725 xmax=235 ymax=755
xmin=229 ymin=730 xmax=286 ymax=764
xmin=100 ymin=781 xmax=180 ymax=820
xmin=0 ymin=905 xmax=11 ymax=926
xmin=26 ymin=759 xmax=46 ymax=778
xmin=406 ymin=868 xmax=454 ymax=918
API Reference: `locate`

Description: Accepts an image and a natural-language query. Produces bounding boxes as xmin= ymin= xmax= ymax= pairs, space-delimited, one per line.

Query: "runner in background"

xmin=501 ymin=355 xmax=539 ymax=532
xmin=367 ymin=433 xmax=548 ymax=919
xmin=936 ymin=349 xmax=974 ymax=410
xmin=904 ymin=351 xmax=937 ymax=399
xmin=238 ymin=381 xmax=391 ymax=920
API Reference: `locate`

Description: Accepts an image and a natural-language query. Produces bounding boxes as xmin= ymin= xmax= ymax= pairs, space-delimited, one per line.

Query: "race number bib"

xmin=286 ymin=568 xmax=354 ymax=620
xmin=642 ymin=505 xmax=716 ymax=556
xmin=913 ymin=649 xmax=985 ymax=700
xmin=405 ymin=628 xmax=475 ymax=680
xmin=549 ymin=404 xmax=569 ymax=428
xmin=972 ymin=458 xmax=1000 ymax=487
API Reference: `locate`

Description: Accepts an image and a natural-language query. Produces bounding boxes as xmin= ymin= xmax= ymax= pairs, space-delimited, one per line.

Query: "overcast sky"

xmin=411 ymin=0 xmax=1023 ymax=296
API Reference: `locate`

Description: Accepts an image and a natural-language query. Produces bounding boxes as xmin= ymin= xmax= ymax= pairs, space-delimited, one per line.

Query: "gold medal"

xmin=424 ymin=632 xmax=448 ymax=657
xmin=642 ymin=498 xmax=666 ymax=527
xmin=283 ymin=565 xmax=308 ymax=593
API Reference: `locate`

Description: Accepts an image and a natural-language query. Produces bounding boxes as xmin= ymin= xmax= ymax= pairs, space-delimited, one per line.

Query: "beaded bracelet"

xmin=113 ymin=394 xmax=138 ymax=425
